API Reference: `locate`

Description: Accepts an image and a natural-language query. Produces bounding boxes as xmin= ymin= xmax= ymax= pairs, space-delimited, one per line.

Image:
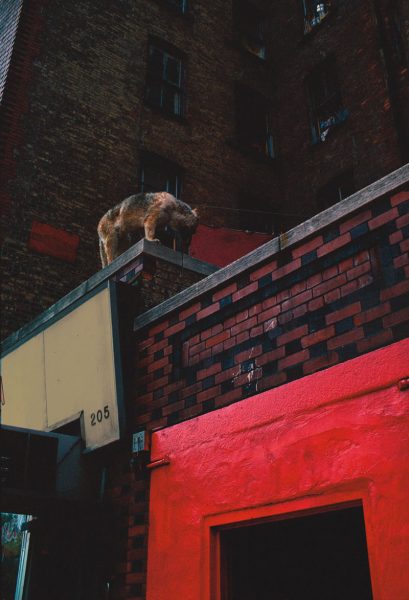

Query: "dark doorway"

xmin=220 ymin=505 xmax=373 ymax=600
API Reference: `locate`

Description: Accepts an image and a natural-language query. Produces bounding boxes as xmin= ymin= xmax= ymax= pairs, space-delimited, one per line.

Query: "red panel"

xmin=146 ymin=338 xmax=409 ymax=600
xmin=190 ymin=224 xmax=273 ymax=267
xmin=28 ymin=221 xmax=79 ymax=263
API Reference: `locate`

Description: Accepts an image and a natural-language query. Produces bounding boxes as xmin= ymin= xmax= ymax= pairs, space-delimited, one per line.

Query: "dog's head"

xmin=179 ymin=208 xmax=199 ymax=253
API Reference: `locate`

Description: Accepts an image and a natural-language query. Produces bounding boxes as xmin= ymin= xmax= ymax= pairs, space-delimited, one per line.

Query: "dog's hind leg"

xmin=104 ymin=227 xmax=121 ymax=264
xmin=99 ymin=238 xmax=108 ymax=268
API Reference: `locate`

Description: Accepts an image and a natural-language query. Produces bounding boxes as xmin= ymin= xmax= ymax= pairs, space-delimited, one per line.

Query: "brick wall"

xmin=103 ymin=171 xmax=409 ymax=599
xmin=1 ymin=0 xmax=279 ymax=338
xmin=0 ymin=0 xmax=22 ymax=102
xmin=270 ymin=0 xmax=406 ymax=216
xmin=1 ymin=0 xmax=408 ymax=340
xmin=132 ymin=188 xmax=409 ymax=431
xmin=114 ymin=248 xmax=215 ymax=313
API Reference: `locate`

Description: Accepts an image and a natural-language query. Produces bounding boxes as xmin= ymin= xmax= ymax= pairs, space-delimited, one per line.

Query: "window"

xmin=220 ymin=506 xmax=373 ymax=600
xmin=140 ymin=152 xmax=183 ymax=198
xmin=235 ymin=84 xmax=275 ymax=158
xmin=234 ymin=0 xmax=267 ymax=59
xmin=306 ymin=56 xmax=348 ymax=143
xmin=1 ymin=512 xmax=33 ymax=600
xmin=390 ymin=3 xmax=407 ymax=67
xmin=165 ymin=0 xmax=188 ymax=13
xmin=303 ymin=0 xmax=332 ymax=34
xmin=146 ymin=39 xmax=185 ymax=117
xmin=238 ymin=193 xmax=274 ymax=234
xmin=139 ymin=153 xmax=185 ymax=250
xmin=316 ymin=169 xmax=354 ymax=211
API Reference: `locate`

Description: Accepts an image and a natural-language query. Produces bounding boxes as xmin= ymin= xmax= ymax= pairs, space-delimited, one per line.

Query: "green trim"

xmin=108 ymin=281 xmax=127 ymax=439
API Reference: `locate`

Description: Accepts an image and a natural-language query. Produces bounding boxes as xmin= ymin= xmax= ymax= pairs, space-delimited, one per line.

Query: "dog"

xmin=97 ymin=191 xmax=199 ymax=267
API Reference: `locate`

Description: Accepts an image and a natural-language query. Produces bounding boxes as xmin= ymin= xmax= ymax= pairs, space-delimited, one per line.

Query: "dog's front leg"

xmin=143 ymin=215 xmax=161 ymax=243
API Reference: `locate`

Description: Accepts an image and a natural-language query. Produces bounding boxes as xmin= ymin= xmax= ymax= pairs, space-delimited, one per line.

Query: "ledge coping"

xmin=1 ymin=239 xmax=218 ymax=355
xmin=133 ymin=162 xmax=409 ymax=332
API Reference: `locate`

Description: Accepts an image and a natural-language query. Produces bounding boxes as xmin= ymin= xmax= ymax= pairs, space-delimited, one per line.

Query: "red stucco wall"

xmin=146 ymin=338 xmax=409 ymax=600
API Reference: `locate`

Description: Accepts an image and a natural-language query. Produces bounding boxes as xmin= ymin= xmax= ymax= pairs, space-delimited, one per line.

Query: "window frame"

xmin=139 ymin=151 xmax=184 ymax=199
xmin=145 ymin=37 xmax=186 ymax=118
xmin=234 ymin=83 xmax=276 ymax=160
xmin=165 ymin=0 xmax=188 ymax=14
xmin=237 ymin=192 xmax=275 ymax=234
xmin=233 ymin=0 xmax=267 ymax=60
xmin=302 ymin=0 xmax=333 ymax=35
xmin=315 ymin=169 xmax=355 ymax=211
xmin=306 ymin=56 xmax=348 ymax=144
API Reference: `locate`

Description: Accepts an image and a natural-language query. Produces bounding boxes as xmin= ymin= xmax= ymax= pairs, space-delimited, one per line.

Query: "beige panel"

xmin=1 ymin=333 xmax=47 ymax=430
xmin=44 ymin=288 xmax=120 ymax=450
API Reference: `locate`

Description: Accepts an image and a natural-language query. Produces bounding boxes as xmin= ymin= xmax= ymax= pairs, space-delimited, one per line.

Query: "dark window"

xmin=234 ymin=0 xmax=267 ymax=59
xmin=390 ymin=3 xmax=407 ymax=67
xmin=306 ymin=56 xmax=348 ymax=143
xmin=303 ymin=0 xmax=332 ymax=34
xmin=220 ymin=505 xmax=373 ymax=600
xmin=235 ymin=84 xmax=275 ymax=158
xmin=165 ymin=0 xmax=188 ymax=13
xmin=146 ymin=39 xmax=185 ymax=117
xmin=316 ymin=169 xmax=355 ymax=210
xmin=238 ymin=193 xmax=274 ymax=234
xmin=140 ymin=152 xmax=183 ymax=198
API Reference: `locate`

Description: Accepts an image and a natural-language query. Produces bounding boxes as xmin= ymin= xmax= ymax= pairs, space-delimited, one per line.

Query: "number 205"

xmin=90 ymin=405 xmax=110 ymax=426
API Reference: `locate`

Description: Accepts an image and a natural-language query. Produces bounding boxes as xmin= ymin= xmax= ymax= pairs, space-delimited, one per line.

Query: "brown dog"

xmin=97 ymin=192 xmax=199 ymax=267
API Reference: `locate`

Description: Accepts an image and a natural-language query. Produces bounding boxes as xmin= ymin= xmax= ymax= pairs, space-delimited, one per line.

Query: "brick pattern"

xmin=102 ymin=187 xmax=409 ymax=599
xmin=115 ymin=254 xmax=207 ymax=314
xmin=133 ymin=189 xmax=409 ymax=431
xmin=104 ymin=454 xmax=150 ymax=600
xmin=1 ymin=0 xmax=408 ymax=341
xmin=104 ymin=188 xmax=409 ymax=599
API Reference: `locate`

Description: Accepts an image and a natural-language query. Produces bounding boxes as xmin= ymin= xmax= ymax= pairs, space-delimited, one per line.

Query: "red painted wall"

xmin=190 ymin=224 xmax=273 ymax=267
xmin=146 ymin=338 xmax=409 ymax=600
xmin=28 ymin=221 xmax=80 ymax=263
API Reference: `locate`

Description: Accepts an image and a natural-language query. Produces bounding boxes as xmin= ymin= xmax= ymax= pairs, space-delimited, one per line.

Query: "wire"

xmin=197 ymin=204 xmax=309 ymax=219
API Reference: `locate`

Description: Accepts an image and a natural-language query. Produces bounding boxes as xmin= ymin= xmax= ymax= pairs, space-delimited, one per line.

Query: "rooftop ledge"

xmin=133 ymin=162 xmax=409 ymax=332
xmin=2 ymin=162 xmax=408 ymax=353
xmin=1 ymin=239 xmax=218 ymax=355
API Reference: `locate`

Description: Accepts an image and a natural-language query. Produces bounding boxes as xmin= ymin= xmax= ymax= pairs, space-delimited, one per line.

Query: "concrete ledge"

xmin=1 ymin=239 xmax=218 ymax=355
xmin=133 ymin=162 xmax=409 ymax=331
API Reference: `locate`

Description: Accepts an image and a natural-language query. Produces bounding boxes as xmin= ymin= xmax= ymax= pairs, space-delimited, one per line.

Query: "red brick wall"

xmin=100 ymin=182 xmax=409 ymax=599
xmin=1 ymin=0 xmax=408 ymax=340
xmin=132 ymin=188 xmax=409 ymax=432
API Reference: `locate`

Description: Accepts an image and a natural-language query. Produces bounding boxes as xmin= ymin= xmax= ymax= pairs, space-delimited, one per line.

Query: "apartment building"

xmin=1 ymin=0 xmax=408 ymax=338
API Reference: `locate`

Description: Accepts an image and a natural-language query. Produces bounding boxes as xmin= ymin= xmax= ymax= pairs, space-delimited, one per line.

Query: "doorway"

xmin=220 ymin=505 xmax=373 ymax=600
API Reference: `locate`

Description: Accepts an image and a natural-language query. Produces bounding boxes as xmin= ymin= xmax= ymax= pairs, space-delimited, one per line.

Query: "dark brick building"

xmin=1 ymin=0 xmax=408 ymax=338
xmin=2 ymin=165 xmax=408 ymax=599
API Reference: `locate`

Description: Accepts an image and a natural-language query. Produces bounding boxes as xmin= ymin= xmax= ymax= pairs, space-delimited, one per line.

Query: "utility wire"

xmin=196 ymin=204 xmax=308 ymax=219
